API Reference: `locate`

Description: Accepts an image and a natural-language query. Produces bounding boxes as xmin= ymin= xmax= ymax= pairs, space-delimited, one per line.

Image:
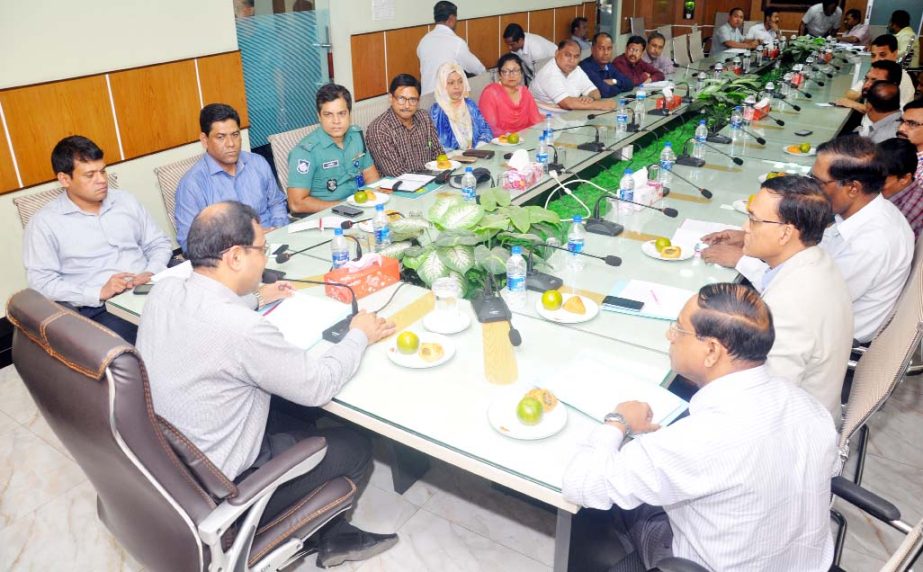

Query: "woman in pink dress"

xmin=478 ymin=53 xmax=544 ymax=137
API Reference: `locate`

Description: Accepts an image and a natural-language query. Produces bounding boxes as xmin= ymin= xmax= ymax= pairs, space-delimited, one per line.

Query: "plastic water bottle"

xmin=695 ymin=72 xmax=706 ymax=94
xmin=505 ymin=246 xmax=527 ymax=309
xmin=635 ymin=88 xmax=647 ymax=127
xmin=461 ymin=167 xmax=477 ymax=202
xmin=536 ymin=134 xmax=549 ymax=172
xmin=779 ymin=35 xmax=787 ymax=53
xmin=544 ymin=113 xmax=553 ymax=141
xmin=742 ymin=95 xmax=756 ymax=125
xmin=331 ymin=227 xmax=349 ymax=268
xmin=743 ymin=51 xmax=752 ymax=73
xmin=615 ymin=98 xmax=629 ymax=136
xmin=372 ymin=203 xmax=391 ymax=252
xmin=618 ymin=168 xmax=635 ymax=213
xmin=566 ymin=215 xmax=586 ymax=270
xmin=658 ymin=142 xmax=676 ymax=187
xmin=730 ymin=106 xmax=743 ymax=140
xmin=693 ymin=120 xmax=708 ymax=160
xmin=713 ymin=62 xmax=724 ymax=80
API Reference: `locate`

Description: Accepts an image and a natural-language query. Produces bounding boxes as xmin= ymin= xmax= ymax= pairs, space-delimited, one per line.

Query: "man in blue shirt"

xmin=174 ymin=103 xmax=288 ymax=250
xmin=579 ymin=32 xmax=632 ymax=98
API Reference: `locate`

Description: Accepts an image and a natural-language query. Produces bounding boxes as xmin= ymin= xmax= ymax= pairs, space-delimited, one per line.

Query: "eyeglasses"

xmin=807 ymin=172 xmax=838 ymax=186
xmin=499 ymin=68 xmax=522 ymax=76
xmin=667 ymin=321 xmax=698 ymax=339
xmin=219 ymin=243 xmax=270 ymax=257
xmin=746 ymin=212 xmax=788 ymax=226
xmin=899 ymin=117 xmax=923 ymax=129
xmin=394 ymin=96 xmax=420 ymax=105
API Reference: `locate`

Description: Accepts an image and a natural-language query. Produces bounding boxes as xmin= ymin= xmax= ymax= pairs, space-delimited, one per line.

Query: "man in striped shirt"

xmin=564 ymin=283 xmax=837 ymax=571
xmin=895 ymin=99 xmax=923 ymax=238
xmin=366 ymin=74 xmax=444 ymax=177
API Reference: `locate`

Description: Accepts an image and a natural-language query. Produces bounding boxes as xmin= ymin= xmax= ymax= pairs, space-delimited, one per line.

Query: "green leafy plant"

xmin=379 ymin=188 xmax=564 ymax=297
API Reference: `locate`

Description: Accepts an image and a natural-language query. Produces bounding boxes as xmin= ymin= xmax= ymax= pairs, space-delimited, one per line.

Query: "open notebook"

xmin=535 ymin=350 xmax=688 ymax=426
xmin=607 ymin=279 xmax=695 ymax=321
xmin=261 ymin=292 xmax=351 ymax=349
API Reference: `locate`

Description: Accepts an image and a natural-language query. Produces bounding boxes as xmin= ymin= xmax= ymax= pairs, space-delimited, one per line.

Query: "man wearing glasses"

xmin=897 ymin=98 xmax=923 ymax=188
xmin=564 ymin=283 xmax=837 ymax=570
xmin=366 ymin=74 xmax=444 ymax=177
xmin=703 ymin=136 xmax=912 ymax=344
xmin=137 ymin=201 xmax=399 ymax=568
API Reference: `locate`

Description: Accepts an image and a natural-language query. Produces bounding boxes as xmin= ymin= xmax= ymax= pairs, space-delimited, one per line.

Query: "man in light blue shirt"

xmin=174 ymin=103 xmax=288 ymax=250
xmin=23 ymin=135 xmax=172 ymax=343
xmin=712 ymin=7 xmax=759 ymax=58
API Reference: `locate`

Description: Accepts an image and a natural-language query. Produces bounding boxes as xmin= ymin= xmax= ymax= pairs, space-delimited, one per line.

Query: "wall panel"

xmin=0 ymin=124 xmax=19 ymax=191
xmin=351 ymin=33 xmax=387 ymax=101
xmin=500 ymin=12 xmax=529 ymax=39
xmin=555 ymin=6 xmax=579 ymax=43
xmin=109 ymin=61 xmax=201 ymax=159
xmin=467 ymin=16 xmax=501 ymax=68
xmin=198 ymin=52 xmax=250 ymax=128
xmin=0 ymin=76 xmax=121 ymax=187
xmin=530 ymin=9 xmax=556 ymax=41
xmin=584 ymin=3 xmax=598 ymax=36
xmin=386 ymin=25 xmax=430 ymax=82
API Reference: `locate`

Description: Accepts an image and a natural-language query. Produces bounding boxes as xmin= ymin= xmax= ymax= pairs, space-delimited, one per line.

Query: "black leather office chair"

xmin=9 ymin=288 xmax=355 ymax=571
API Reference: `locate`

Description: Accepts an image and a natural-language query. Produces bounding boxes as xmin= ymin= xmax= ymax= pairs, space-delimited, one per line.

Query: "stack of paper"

xmin=262 ymin=292 xmax=351 ymax=349
xmin=378 ymin=173 xmax=435 ymax=192
xmin=671 ymin=218 xmax=741 ymax=251
xmin=607 ymin=279 xmax=695 ymax=320
xmin=537 ymin=350 xmax=688 ymax=426
xmin=288 ymin=216 xmax=349 ymax=234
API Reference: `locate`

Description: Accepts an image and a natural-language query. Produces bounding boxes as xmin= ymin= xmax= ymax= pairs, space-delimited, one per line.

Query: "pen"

xmin=650 ymin=289 xmax=661 ymax=306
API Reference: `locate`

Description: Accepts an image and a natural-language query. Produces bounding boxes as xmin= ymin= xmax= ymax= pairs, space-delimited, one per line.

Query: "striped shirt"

xmin=366 ymin=108 xmax=444 ymax=177
xmin=888 ymin=152 xmax=923 ymax=239
xmin=563 ymin=366 xmax=837 ymax=571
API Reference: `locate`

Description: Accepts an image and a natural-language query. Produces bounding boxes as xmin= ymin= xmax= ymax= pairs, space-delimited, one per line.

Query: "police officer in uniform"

xmin=287 ymin=83 xmax=381 ymax=214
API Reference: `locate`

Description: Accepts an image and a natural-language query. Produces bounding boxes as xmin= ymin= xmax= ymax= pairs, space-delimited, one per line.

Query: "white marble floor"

xmin=1 ymin=361 xmax=921 ymax=571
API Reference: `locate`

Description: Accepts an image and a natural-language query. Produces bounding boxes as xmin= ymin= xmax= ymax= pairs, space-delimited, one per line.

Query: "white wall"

xmin=328 ymin=0 xmax=588 ymax=94
xmin=0 ymin=0 xmax=241 ymax=312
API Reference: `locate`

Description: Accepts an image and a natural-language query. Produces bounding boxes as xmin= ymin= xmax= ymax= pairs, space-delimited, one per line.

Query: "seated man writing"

xmin=530 ymin=39 xmax=616 ymax=111
xmin=564 ymin=283 xmax=837 ymax=570
xmin=136 ymin=201 xmax=398 ymax=568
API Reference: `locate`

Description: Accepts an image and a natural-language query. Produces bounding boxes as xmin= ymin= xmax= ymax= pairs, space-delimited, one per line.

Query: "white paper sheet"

xmin=288 ymin=216 xmax=349 ymax=234
xmin=671 ymin=218 xmax=741 ymax=251
xmin=151 ymin=260 xmax=192 ymax=283
xmin=262 ymin=292 xmax=351 ymax=349
xmin=607 ymin=279 xmax=695 ymax=321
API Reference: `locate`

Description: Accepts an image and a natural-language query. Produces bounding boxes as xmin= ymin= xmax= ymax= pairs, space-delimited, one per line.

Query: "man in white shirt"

xmin=800 ymin=0 xmax=842 ymax=37
xmin=856 ymin=82 xmax=903 ymax=143
xmin=746 ymin=8 xmax=781 ymax=45
xmin=703 ymin=136 xmax=913 ymax=344
xmin=570 ymin=17 xmax=591 ymax=51
xmin=416 ymin=1 xmax=486 ymax=94
xmin=712 ymin=7 xmax=759 ymax=58
xmin=503 ymin=23 xmax=558 ymax=85
xmin=841 ymin=9 xmax=870 ymax=45
xmin=836 ymin=59 xmax=908 ymax=111
xmin=838 ymin=35 xmax=915 ymax=109
xmin=563 ymin=282 xmax=837 ymax=571
xmin=530 ymin=39 xmax=616 ymax=111
xmin=739 ymin=175 xmax=853 ymax=419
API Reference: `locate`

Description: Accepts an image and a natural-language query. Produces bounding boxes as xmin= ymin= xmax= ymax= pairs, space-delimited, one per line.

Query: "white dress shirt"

xmin=530 ymin=59 xmax=598 ymax=107
xmin=746 ymin=23 xmax=778 ymax=44
xmin=761 ymin=246 xmax=853 ymax=419
xmin=852 ymin=70 xmax=916 ymax=108
xmin=417 ymin=24 xmax=486 ymax=94
xmin=563 ymin=366 xmax=837 ymax=571
xmin=514 ymin=32 xmax=559 ymax=75
xmin=738 ymin=194 xmax=913 ymax=343
xmin=802 ymin=4 xmax=842 ymax=36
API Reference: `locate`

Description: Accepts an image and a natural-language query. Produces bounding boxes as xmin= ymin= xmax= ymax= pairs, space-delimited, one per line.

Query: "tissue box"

xmin=655 ymin=95 xmax=683 ymax=111
xmin=502 ymin=163 xmax=544 ymax=191
xmin=323 ymin=255 xmax=400 ymax=302
xmin=753 ymin=103 xmax=771 ymax=120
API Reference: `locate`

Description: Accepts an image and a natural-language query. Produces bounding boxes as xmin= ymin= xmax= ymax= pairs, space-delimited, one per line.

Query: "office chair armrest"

xmin=199 ymin=437 xmax=328 ymax=546
xmin=832 ymin=476 xmax=901 ymax=523
xmin=655 ymin=557 xmax=710 ymax=572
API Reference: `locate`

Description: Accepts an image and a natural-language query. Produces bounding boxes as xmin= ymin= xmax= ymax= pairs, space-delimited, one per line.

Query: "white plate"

xmin=386 ymin=332 xmax=455 ymax=369
xmin=641 ymin=240 xmax=694 ymax=261
xmin=357 ymin=220 xmax=374 ymax=233
xmin=732 ymin=199 xmax=748 ymax=214
xmin=422 ymin=311 xmax=471 ymax=335
xmin=487 ymin=390 xmax=568 ymax=440
xmin=424 ymin=160 xmax=462 ymax=171
xmin=534 ymin=294 xmax=599 ymax=324
xmin=346 ymin=192 xmax=391 ymax=208
xmin=783 ymin=145 xmax=816 ymax=157
xmin=491 ymin=137 xmax=521 ymax=147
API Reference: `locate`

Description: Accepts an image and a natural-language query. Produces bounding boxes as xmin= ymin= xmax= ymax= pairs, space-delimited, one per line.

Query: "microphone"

xmin=769 ymin=95 xmax=800 ymax=112
xmin=762 ymin=113 xmax=785 ymax=126
xmin=275 ymin=238 xmax=333 ymax=263
xmin=702 ymin=141 xmax=744 ymax=166
xmin=673 ymin=82 xmax=694 ymax=103
xmin=539 ymin=240 xmax=623 ymax=267
xmin=675 ymin=137 xmax=706 ymax=168
xmin=340 ymin=217 xmax=373 ymax=230
xmin=740 ymin=127 xmax=767 ymax=145
xmin=471 ymin=271 xmax=521 ymax=346
xmin=262 ymin=274 xmax=360 ymax=343
xmin=658 ymin=164 xmax=713 ymax=199
xmin=587 ymin=109 xmax=617 ymax=120
xmin=524 ymin=248 xmax=564 ymax=292
xmin=549 ymin=124 xmax=606 ymax=152
xmin=586 ymin=191 xmax=677 ymax=237
xmin=546 ymin=143 xmax=565 ymax=173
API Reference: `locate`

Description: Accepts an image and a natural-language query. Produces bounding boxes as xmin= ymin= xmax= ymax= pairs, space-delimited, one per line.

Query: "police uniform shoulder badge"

xmin=297 ymin=159 xmax=310 ymax=174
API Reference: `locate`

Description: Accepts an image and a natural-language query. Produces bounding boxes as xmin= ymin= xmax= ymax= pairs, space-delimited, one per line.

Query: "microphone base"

xmin=472 ymin=294 xmax=512 ymax=324
xmin=322 ymin=316 xmax=353 ymax=344
xmin=676 ymin=155 xmax=705 ymax=168
xmin=585 ymin=218 xmax=625 ymax=237
xmin=577 ymin=141 xmax=606 ymax=152
xmin=648 ymin=108 xmax=673 ymax=116
xmin=526 ymin=271 xmax=563 ymax=293
xmin=706 ymin=134 xmax=732 ymax=144
xmin=547 ymin=163 xmax=565 ymax=174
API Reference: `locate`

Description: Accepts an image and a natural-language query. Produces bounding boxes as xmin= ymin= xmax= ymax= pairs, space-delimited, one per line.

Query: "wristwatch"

xmin=254 ymin=288 xmax=264 ymax=308
xmin=603 ymin=412 xmax=631 ymax=436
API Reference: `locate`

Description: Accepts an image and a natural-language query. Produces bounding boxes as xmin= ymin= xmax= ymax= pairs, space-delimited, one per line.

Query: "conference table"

xmin=108 ymin=49 xmax=865 ymax=571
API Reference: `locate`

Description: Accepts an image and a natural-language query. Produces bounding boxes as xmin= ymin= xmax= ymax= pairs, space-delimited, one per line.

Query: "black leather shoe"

xmin=315 ymin=530 xmax=399 ymax=568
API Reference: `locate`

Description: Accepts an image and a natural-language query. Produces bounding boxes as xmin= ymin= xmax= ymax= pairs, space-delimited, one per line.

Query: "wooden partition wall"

xmin=350 ymin=2 xmax=597 ymax=101
xmin=0 ymin=51 xmax=249 ymax=195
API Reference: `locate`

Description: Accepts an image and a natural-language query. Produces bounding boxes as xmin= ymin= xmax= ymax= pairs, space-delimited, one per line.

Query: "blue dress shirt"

xmin=175 ymin=151 xmax=288 ymax=249
xmin=579 ymin=57 xmax=633 ymax=98
xmin=430 ymin=98 xmax=494 ymax=151
xmin=23 ymin=189 xmax=173 ymax=307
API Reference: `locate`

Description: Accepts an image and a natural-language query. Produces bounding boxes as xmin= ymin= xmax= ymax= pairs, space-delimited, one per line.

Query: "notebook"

xmin=262 ymin=292 xmax=351 ymax=349
xmin=606 ymin=279 xmax=695 ymax=321
xmin=378 ymin=173 xmax=435 ymax=192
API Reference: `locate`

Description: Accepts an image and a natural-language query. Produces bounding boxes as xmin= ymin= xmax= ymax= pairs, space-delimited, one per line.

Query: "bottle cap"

xmin=625 ymin=168 xmax=634 ymax=175
xmin=334 ymin=227 xmax=343 ymax=235
xmin=699 ymin=119 xmax=706 ymax=124
xmin=511 ymin=246 xmax=522 ymax=255
xmin=375 ymin=203 xmax=384 ymax=211
xmin=664 ymin=141 xmax=672 ymax=147
xmin=573 ymin=215 xmax=583 ymax=223
xmin=465 ymin=166 xmax=473 ymax=172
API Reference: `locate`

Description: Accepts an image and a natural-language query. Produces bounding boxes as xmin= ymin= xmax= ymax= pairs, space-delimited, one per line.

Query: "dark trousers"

xmin=73 ymin=305 xmax=138 ymax=345
xmin=238 ymin=397 xmax=373 ymax=539
xmin=615 ymin=504 xmax=674 ymax=570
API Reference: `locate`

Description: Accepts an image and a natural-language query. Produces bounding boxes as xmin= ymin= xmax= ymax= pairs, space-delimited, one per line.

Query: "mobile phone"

xmin=133 ymin=283 xmax=154 ymax=295
xmin=795 ymin=130 xmax=813 ymax=136
xmin=332 ymin=204 xmax=363 ymax=218
xmin=601 ymin=295 xmax=645 ymax=311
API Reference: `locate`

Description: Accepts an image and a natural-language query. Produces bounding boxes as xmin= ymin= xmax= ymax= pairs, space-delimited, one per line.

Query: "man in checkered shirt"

xmin=895 ymin=99 xmax=923 ymax=238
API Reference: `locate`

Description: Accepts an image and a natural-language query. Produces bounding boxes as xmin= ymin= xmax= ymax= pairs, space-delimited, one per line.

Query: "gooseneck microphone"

xmin=587 ymin=108 xmax=617 ymax=120
xmin=259 ymin=274 xmax=360 ymax=343
xmin=761 ymin=113 xmax=785 ymax=126
xmin=656 ymin=163 xmax=713 ymax=199
xmin=471 ymin=271 xmax=521 ymax=346
xmin=539 ymin=241 xmax=623 ymax=267
xmin=586 ymin=192 xmax=678 ymax=237
xmin=702 ymin=141 xmax=744 ymax=166
xmin=275 ymin=239 xmax=332 ymax=264
xmin=741 ymin=127 xmax=767 ymax=145
xmin=550 ymin=124 xmax=606 ymax=152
